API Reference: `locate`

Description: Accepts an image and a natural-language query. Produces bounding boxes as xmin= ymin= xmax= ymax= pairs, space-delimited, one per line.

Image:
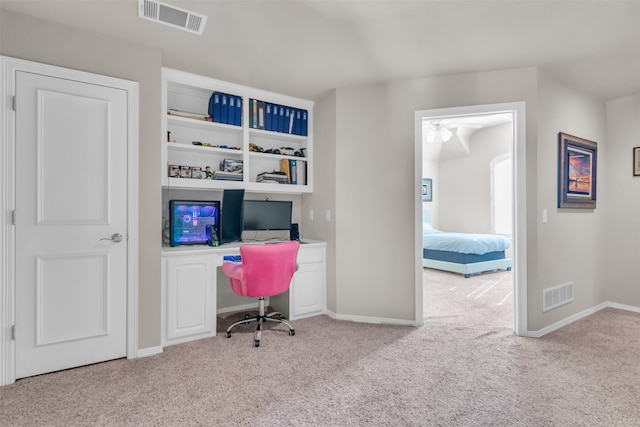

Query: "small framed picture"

xmin=634 ymin=147 xmax=640 ymax=176
xmin=422 ymin=178 xmax=432 ymax=202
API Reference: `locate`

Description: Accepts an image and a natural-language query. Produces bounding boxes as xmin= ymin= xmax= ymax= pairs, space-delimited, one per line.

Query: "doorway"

xmin=0 ymin=56 xmax=140 ymax=386
xmin=414 ymin=102 xmax=527 ymax=335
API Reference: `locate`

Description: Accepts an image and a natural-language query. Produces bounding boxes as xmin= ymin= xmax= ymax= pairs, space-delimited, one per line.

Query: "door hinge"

xmin=11 ymin=325 xmax=15 ymax=340
xmin=12 ymin=210 xmax=16 ymax=225
xmin=12 ymin=96 xmax=16 ymax=111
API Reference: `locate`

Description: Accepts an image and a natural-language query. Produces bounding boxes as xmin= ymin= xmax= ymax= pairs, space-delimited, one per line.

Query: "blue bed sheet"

xmin=423 ymin=226 xmax=510 ymax=255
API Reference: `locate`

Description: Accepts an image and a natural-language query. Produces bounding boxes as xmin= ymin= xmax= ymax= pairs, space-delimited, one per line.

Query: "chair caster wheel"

xmin=289 ymin=329 xmax=295 ymax=336
xmin=226 ymin=331 xmax=232 ymax=338
xmin=254 ymin=340 xmax=260 ymax=347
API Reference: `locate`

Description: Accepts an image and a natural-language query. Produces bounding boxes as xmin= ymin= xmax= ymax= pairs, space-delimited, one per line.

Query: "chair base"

xmin=225 ymin=297 xmax=295 ymax=347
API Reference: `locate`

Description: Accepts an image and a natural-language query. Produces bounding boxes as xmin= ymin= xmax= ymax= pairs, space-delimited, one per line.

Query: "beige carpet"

xmin=1 ymin=268 xmax=639 ymax=426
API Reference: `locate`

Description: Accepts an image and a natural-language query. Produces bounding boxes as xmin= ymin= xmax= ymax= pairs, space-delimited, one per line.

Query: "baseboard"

xmin=606 ymin=302 xmax=640 ymax=313
xmin=331 ymin=312 xmax=417 ymax=327
xmin=135 ymin=346 xmax=163 ymax=358
xmin=527 ymin=301 xmax=640 ymax=338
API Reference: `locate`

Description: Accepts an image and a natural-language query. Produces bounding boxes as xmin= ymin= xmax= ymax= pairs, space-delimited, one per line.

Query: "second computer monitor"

xmin=220 ymin=189 xmax=245 ymax=244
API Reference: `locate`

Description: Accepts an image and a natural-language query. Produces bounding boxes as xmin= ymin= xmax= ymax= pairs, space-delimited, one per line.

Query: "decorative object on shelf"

xmin=558 ymin=132 xmax=597 ymax=209
xmin=179 ymin=165 xmax=191 ymax=178
xmin=167 ymin=109 xmax=211 ymax=121
xmin=221 ymin=159 xmax=243 ymax=173
xmin=634 ymin=147 xmax=640 ymax=176
xmin=422 ymin=178 xmax=433 ymax=202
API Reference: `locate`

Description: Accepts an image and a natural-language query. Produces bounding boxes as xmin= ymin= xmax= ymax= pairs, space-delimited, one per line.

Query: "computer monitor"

xmin=169 ymin=200 xmax=220 ymax=247
xmin=243 ymin=200 xmax=292 ymax=231
xmin=220 ymin=189 xmax=245 ymax=244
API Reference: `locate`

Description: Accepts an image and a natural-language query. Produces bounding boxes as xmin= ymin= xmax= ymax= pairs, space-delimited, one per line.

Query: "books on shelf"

xmin=249 ymin=99 xmax=308 ymax=136
xmin=257 ymin=171 xmax=289 ymax=184
xmin=279 ymin=159 xmax=306 ymax=185
xmin=213 ymin=170 xmax=243 ymax=181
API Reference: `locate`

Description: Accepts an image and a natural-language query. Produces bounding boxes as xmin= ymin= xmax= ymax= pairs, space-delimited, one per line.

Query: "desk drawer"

xmin=297 ymin=246 xmax=324 ymax=264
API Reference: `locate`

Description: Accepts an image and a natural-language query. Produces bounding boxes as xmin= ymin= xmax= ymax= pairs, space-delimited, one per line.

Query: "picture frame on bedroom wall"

xmin=422 ymin=178 xmax=433 ymax=202
xmin=558 ymin=132 xmax=597 ymax=209
xmin=633 ymin=147 xmax=640 ymax=176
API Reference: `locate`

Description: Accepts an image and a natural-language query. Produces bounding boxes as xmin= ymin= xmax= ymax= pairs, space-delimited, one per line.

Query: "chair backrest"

xmin=238 ymin=240 xmax=300 ymax=297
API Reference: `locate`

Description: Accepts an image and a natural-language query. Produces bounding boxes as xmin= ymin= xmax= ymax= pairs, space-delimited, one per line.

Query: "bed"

xmin=422 ymin=211 xmax=512 ymax=278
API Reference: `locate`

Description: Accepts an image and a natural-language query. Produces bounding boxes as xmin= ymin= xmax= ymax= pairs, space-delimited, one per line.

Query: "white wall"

xmin=533 ymin=68 xmax=607 ymax=330
xmin=604 ymin=94 xmax=640 ymax=305
xmin=323 ymin=68 xmax=538 ymax=322
xmin=439 ymin=123 xmax=512 ymax=234
xmin=304 ymin=90 xmax=337 ymax=312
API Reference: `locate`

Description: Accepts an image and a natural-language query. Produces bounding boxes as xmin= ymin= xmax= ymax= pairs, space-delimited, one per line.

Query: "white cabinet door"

xmin=165 ymin=255 xmax=216 ymax=343
xmin=291 ymin=262 xmax=325 ymax=319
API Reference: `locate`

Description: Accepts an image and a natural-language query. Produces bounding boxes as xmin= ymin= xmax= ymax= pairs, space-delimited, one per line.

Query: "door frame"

xmin=0 ymin=56 xmax=139 ymax=386
xmin=414 ymin=102 xmax=527 ymax=336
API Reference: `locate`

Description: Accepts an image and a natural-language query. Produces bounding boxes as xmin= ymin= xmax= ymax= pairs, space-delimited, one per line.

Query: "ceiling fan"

xmin=422 ymin=119 xmax=482 ymax=143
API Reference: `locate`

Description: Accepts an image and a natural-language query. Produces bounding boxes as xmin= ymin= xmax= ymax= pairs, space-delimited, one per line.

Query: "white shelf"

xmin=167 ymin=143 xmax=243 ymax=156
xmin=167 ymin=114 xmax=242 ymax=134
xmin=164 ymin=177 xmax=312 ymax=194
xmin=248 ymin=151 xmax=307 ymax=162
xmin=248 ymin=127 xmax=307 ymax=143
xmin=161 ymin=67 xmax=313 ymax=193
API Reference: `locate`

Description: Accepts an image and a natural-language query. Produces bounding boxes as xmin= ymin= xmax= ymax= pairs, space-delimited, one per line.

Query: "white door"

xmin=15 ymin=71 xmax=128 ymax=379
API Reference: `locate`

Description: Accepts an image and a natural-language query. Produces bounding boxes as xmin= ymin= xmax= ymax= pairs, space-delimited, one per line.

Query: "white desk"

xmin=161 ymin=239 xmax=326 ymax=347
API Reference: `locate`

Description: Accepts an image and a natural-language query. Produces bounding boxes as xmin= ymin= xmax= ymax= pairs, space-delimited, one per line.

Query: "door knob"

xmin=100 ymin=233 xmax=123 ymax=243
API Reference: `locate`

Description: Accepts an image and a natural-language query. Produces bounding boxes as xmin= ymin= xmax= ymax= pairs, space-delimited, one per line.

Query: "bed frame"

xmin=422 ymin=248 xmax=512 ymax=278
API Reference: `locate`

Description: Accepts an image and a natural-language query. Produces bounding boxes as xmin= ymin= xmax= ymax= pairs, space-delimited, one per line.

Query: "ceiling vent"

xmin=138 ymin=0 xmax=207 ymax=35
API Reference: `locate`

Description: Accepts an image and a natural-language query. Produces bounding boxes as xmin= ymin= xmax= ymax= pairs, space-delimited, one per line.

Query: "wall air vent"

xmin=138 ymin=0 xmax=207 ymax=35
xmin=543 ymin=282 xmax=574 ymax=312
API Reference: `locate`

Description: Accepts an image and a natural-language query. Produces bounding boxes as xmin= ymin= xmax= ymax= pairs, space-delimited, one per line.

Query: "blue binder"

xmin=294 ymin=109 xmax=301 ymax=135
xmin=278 ymin=105 xmax=285 ymax=133
xmin=221 ymin=94 xmax=229 ymax=124
xmin=265 ymin=103 xmax=273 ymax=131
xmin=228 ymin=96 xmax=236 ymax=125
xmin=301 ymin=110 xmax=308 ymax=136
xmin=235 ymin=96 xmax=242 ymax=126
xmin=209 ymin=92 xmax=221 ymax=123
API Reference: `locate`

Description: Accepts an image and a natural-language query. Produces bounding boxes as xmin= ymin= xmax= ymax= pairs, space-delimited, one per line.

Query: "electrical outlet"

xmin=309 ymin=209 xmax=314 ymax=220
xmin=325 ymin=209 xmax=331 ymax=222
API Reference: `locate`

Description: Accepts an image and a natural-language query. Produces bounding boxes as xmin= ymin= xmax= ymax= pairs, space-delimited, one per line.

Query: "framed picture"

xmin=558 ymin=132 xmax=597 ymax=209
xmin=634 ymin=147 xmax=640 ymax=176
xmin=422 ymin=178 xmax=432 ymax=202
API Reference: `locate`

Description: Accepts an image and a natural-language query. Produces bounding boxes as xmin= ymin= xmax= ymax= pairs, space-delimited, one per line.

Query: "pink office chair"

xmin=221 ymin=240 xmax=300 ymax=347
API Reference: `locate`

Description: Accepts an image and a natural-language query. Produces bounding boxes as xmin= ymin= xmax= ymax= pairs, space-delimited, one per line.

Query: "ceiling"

xmin=1 ymin=0 xmax=639 ymax=101
xmin=422 ymin=112 xmax=514 ymax=162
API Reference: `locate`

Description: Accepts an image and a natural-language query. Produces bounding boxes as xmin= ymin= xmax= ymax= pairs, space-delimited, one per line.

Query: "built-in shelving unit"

xmin=161 ymin=68 xmax=314 ymax=194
